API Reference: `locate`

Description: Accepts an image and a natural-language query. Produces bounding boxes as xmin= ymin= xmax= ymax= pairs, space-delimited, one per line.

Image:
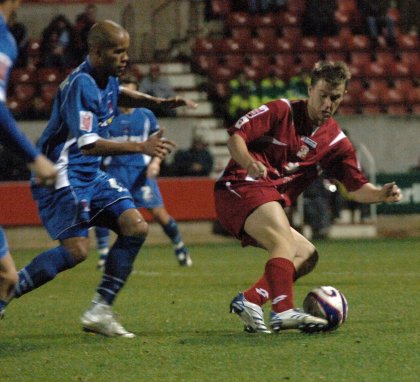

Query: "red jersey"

xmin=217 ymin=99 xmax=368 ymax=206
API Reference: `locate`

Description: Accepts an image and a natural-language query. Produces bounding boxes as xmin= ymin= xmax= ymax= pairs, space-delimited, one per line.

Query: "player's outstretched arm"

xmin=29 ymin=155 xmax=58 ymax=186
xmin=118 ymin=87 xmax=198 ymax=110
xmin=347 ymin=182 xmax=402 ymax=204
xmin=81 ymin=129 xmax=175 ymax=159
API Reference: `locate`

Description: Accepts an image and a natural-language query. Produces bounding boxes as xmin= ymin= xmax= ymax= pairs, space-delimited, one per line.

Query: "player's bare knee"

xmin=121 ymin=218 xmax=149 ymax=238
xmin=62 ymin=241 xmax=89 ymax=263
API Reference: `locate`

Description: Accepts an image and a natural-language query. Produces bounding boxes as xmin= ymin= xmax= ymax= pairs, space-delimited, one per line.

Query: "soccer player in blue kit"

xmin=7 ymin=20 xmax=197 ymax=337
xmin=0 ymin=0 xmax=57 ymax=319
xmin=95 ymin=75 xmax=192 ymax=269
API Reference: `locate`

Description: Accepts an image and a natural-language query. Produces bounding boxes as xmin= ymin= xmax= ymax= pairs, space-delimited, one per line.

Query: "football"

xmin=303 ymin=286 xmax=348 ymax=331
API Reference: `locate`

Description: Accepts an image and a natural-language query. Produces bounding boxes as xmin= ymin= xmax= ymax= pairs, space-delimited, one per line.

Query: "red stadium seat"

xmin=274 ymin=54 xmax=295 ymax=70
xmin=12 ymin=83 xmax=36 ymax=101
xmin=255 ymin=27 xmax=278 ymax=43
xmin=321 ymin=36 xmax=345 ymax=52
xmin=220 ymin=38 xmax=244 ymax=54
xmin=243 ymin=65 xmax=262 ymax=81
xmin=338 ymin=104 xmax=358 ymax=115
xmin=297 ymin=53 xmax=320 ymax=70
xmin=227 ymin=12 xmax=251 ymax=28
xmin=279 ymin=11 xmax=300 ymax=27
xmin=274 ymin=38 xmax=294 ymax=53
xmin=324 ymin=52 xmax=349 ymax=63
xmin=362 ymin=61 xmax=386 ymax=77
xmin=230 ymin=27 xmax=253 ymax=41
xmin=397 ymin=34 xmax=418 ymax=50
xmin=252 ymin=13 xmax=277 ymax=28
xmin=298 ymin=36 xmax=319 ymax=53
xmin=194 ymin=55 xmax=219 ymax=73
xmin=211 ymin=0 xmax=231 ymax=18
xmin=359 ymin=87 xmax=380 ymax=105
xmin=360 ymin=105 xmax=382 ymax=115
xmin=10 ymin=68 xmax=36 ymax=84
xmin=208 ymin=66 xmax=235 ymax=82
xmin=224 ymin=54 xmax=245 ymax=71
xmin=249 ymin=54 xmax=272 ymax=71
xmin=386 ymin=61 xmax=411 ymax=77
xmin=334 ymin=9 xmax=351 ymax=26
xmin=214 ymin=81 xmax=229 ymax=99
xmin=380 ymin=87 xmax=405 ymax=105
xmin=350 ymin=51 xmax=372 ymax=67
xmin=247 ymin=38 xmax=268 ymax=54
xmin=368 ymin=79 xmax=389 ymax=94
xmin=193 ymin=38 xmax=218 ymax=55
xmin=347 ymin=34 xmax=370 ymax=51
xmin=7 ymin=96 xmax=32 ymax=116
xmin=386 ymin=104 xmax=408 ymax=115
xmin=281 ymin=26 xmax=301 ymax=42
xmin=37 ymin=68 xmax=63 ymax=84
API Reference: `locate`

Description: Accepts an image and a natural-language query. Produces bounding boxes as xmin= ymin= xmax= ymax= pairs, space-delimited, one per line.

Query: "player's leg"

xmin=13 ymin=236 xmax=87 ymax=298
xmin=243 ymin=202 xmax=327 ymax=332
xmin=81 ymin=199 xmax=147 ymax=338
xmin=151 ymin=206 xmax=192 ymax=267
xmin=0 ymin=228 xmax=18 ymax=319
xmin=95 ymin=226 xmax=110 ymax=270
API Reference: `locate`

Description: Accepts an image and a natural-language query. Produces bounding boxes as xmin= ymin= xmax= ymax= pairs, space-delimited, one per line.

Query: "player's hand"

xmin=247 ymin=161 xmax=267 ymax=179
xmin=163 ymin=96 xmax=198 ymax=109
xmin=142 ymin=129 xmax=176 ymax=159
xmin=29 ymin=154 xmax=57 ymax=186
xmin=380 ymin=182 xmax=402 ymax=203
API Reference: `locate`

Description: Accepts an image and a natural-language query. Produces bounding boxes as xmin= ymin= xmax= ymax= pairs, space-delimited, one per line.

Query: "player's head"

xmin=87 ymin=20 xmax=130 ymax=78
xmin=0 ymin=0 xmax=22 ymax=21
xmin=307 ymin=61 xmax=351 ymax=125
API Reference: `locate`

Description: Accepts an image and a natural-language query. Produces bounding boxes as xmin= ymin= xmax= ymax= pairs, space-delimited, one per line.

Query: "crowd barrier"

xmin=0 ymin=178 xmax=217 ymax=226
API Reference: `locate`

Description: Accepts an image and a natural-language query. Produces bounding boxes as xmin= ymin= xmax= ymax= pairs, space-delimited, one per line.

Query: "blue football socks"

xmin=162 ymin=217 xmax=182 ymax=245
xmin=14 ymin=246 xmax=76 ymax=297
xmin=97 ymin=235 xmax=145 ymax=305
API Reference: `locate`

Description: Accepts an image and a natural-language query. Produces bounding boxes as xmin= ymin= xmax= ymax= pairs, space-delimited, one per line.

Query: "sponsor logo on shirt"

xmin=296 ymin=145 xmax=309 ymax=159
xmin=80 ymin=111 xmax=93 ymax=132
xmin=246 ymin=105 xmax=269 ymax=118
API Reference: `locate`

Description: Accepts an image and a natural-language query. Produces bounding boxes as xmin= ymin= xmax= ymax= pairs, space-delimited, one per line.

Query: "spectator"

xmin=7 ymin=11 xmax=27 ymax=68
xmin=259 ymin=69 xmax=287 ymax=104
xmin=40 ymin=14 xmax=77 ymax=68
xmin=172 ymin=133 xmax=214 ymax=177
xmin=357 ymin=0 xmax=397 ymax=50
xmin=246 ymin=0 xmax=288 ymax=14
xmin=139 ymin=63 xmax=177 ymax=117
xmin=228 ymin=72 xmax=259 ymax=124
xmin=74 ymin=4 xmax=97 ymax=63
xmin=302 ymin=0 xmax=340 ymax=37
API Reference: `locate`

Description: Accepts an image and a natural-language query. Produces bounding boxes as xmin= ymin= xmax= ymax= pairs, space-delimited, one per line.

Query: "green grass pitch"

xmin=1 ymin=238 xmax=419 ymax=382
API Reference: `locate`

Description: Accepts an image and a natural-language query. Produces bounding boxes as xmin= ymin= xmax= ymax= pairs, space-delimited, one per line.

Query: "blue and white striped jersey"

xmin=106 ymin=108 xmax=159 ymax=168
xmin=36 ymin=59 xmax=120 ymax=188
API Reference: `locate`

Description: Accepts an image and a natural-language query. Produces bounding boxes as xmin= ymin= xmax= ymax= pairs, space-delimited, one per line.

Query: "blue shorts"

xmin=32 ymin=172 xmax=136 ymax=240
xmin=107 ymin=166 xmax=164 ymax=209
xmin=0 ymin=227 xmax=9 ymax=259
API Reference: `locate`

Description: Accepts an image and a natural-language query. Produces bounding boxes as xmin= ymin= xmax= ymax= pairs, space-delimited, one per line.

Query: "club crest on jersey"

xmin=79 ymin=111 xmax=93 ymax=132
xmin=107 ymin=100 xmax=114 ymax=114
xmin=296 ymin=145 xmax=309 ymax=159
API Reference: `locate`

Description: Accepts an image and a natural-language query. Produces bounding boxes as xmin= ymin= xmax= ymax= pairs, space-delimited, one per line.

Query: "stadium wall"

xmin=0 ymin=178 xmax=217 ymax=226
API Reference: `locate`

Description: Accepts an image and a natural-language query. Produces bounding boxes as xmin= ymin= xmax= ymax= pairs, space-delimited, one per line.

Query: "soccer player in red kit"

xmin=214 ymin=61 xmax=402 ymax=333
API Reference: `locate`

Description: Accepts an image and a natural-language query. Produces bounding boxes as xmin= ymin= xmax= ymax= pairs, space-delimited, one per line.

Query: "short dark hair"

xmin=310 ymin=61 xmax=351 ymax=88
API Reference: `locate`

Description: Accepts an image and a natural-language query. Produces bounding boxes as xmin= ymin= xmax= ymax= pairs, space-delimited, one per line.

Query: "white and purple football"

xmin=303 ymin=286 xmax=348 ymax=331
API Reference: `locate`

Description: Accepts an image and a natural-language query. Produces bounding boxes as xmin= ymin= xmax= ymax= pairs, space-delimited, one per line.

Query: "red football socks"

xmin=243 ymin=275 xmax=271 ymax=306
xmin=264 ymin=257 xmax=295 ymax=313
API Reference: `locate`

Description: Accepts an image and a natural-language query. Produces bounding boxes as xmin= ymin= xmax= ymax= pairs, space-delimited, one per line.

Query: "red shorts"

xmin=214 ymin=180 xmax=286 ymax=247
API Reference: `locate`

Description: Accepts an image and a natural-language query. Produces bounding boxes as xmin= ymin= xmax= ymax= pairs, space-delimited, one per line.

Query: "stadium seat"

xmin=397 ymin=34 xmax=418 ymax=50
xmin=281 ymin=26 xmax=301 ymax=42
xmin=243 ymin=65 xmax=262 ymax=81
xmin=362 ymin=61 xmax=386 ymax=77
xmin=368 ymin=79 xmax=389 ymax=94
xmin=386 ymin=60 xmax=411 ymax=77
xmin=208 ymin=66 xmax=235 ymax=82
xmin=324 ymin=52 xmax=349 ymax=63
xmin=227 ymin=12 xmax=251 ymax=28
xmin=298 ymin=36 xmax=319 ymax=53
xmin=350 ymin=51 xmax=372 ymax=67
xmin=220 ymin=38 xmax=244 ymax=54
xmin=338 ymin=104 xmax=358 ymax=115
xmin=296 ymin=53 xmax=320 ymax=70
xmin=255 ymin=27 xmax=278 ymax=43
xmin=247 ymin=38 xmax=268 ymax=54
xmin=279 ymin=11 xmax=300 ymax=27
xmin=37 ymin=68 xmax=62 ymax=84
xmin=274 ymin=54 xmax=295 ymax=70
xmin=193 ymin=38 xmax=218 ymax=55
xmin=334 ymin=9 xmax=351 ymax=26
xmin=230 ymin=27 xmax=253 ymax=41
xmin=194 ymin=55 xmax=219 ymax=74
xmin=360 ymin=105 xmax=382 ymax=115
xmin=347 ymin=34 xmax=370 ymax=51
xmin=224 ymin=54 xmax=245 ymax=71
xmin=211 ymin=0 xmax=231 ymax=18
xmin=249 ymin=55 xmax=272 ymax=71
xmin=321 ymin=36 xmax=345 ymax=52
xmin=252 ymin=13 xmax=277 ymax=28
xmin=10 ymin=68 xmax=36 ymax=84
xmin=214 ymin=81 xmax=229 ymax=99
xmin=12 ymin=83 xmax=36 ymax=101
xmin=7 ymin=96 xmax=32 ymax=116
xmin=393 ymin=78 xmax=415 ymax=94
xmin=359 ymin=88 xmax=380 ymax=105
xmin=381 ymin=87 xmax=405 ymax=105
xmin=386 ymin=104 xmax=408 ymax=115
xmin=274 ymin=38 xmax=294 ymax=53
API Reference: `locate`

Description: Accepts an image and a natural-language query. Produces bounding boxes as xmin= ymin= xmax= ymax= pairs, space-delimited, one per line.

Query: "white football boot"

xmin=230 ymin=292 xmax=271 ymax=333
xmin=270 ymin=308 xmax=328 ymax=333
xmin=81 ymin=302 xmax=135 ymax=338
